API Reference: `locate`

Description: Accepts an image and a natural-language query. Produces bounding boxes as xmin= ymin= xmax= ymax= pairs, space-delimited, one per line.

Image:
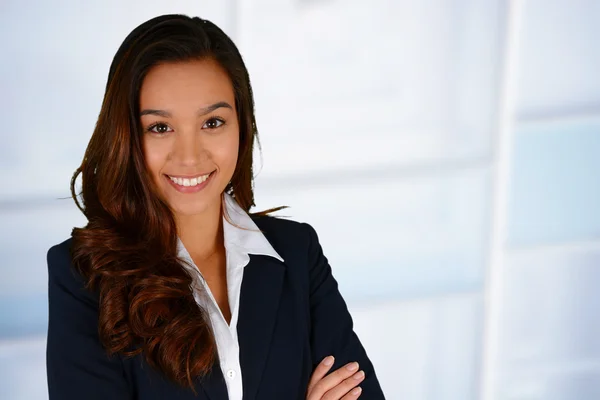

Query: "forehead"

xmin=139 ymin=58 xmax=235 ymax=110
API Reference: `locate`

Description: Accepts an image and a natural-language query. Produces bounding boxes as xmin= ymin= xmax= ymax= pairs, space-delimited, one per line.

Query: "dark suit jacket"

xmin=46 ymin=215 xmax=386 ymax=399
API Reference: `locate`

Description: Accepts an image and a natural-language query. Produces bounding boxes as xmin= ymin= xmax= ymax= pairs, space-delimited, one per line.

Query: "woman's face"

xmin=139 ymin=58 xmax=239 ymax=218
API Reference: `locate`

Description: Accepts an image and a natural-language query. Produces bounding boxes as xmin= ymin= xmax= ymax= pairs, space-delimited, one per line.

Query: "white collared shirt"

xmin=176 ymin=193 xmax=284 ymax=400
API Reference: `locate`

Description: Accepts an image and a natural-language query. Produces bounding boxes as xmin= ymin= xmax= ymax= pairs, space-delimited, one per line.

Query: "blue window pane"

xmin=0 ymin=202 xmax=85 ymax=338
xmin=508 ymin=118 xmax=600 ymax=246
xmin=255 ymin=167 xmax=490 ymax=302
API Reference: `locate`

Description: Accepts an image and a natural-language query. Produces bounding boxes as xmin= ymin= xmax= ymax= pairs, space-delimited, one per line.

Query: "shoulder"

xmin=47 ymin=237 xmax=73 ymax=268
xmin=251 ymin=214 xmax=321 ymax=258
xmin=47 ymin=237 xmax=98 ymax=305
xmin=251 ymin=214 xmax=307 ymax=235
xmin=47 ymin=237 xmax=75 ymax=280
xmin=252 ymin=214 xmax=317 ymax=245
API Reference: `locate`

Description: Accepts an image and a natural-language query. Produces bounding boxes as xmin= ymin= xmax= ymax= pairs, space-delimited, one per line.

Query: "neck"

xmin=175 ymin=195 xmax=224 ymax=262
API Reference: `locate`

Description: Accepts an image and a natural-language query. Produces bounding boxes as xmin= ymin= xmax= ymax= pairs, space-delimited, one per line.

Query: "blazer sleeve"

xmin=303 ymin=223 xmax=386 ymax=399
xmin=46 ymin=241 xmax=132 ymax=400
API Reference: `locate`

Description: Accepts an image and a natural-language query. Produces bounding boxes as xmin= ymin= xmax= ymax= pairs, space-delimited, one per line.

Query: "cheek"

xmin=214 ymin=130 xmax=240 ymax=171
xmin=142 ymin=138 xmax=166 ymax=180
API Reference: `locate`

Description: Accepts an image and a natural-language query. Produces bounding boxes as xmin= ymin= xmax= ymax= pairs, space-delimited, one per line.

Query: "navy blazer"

xmin=46 ymin=215 xmax=386 ymax=399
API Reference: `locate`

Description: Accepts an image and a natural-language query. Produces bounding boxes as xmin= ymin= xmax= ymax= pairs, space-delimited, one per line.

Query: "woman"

xmin=46 ymin=14 xmax=385 ymax=400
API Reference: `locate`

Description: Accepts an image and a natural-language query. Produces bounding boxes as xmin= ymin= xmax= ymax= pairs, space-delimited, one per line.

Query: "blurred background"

xmin=1 ymin=0 xmax=598 ymax=399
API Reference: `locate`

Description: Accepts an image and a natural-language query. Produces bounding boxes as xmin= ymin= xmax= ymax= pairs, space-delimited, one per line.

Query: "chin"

xmin=164 ymin=191 xmax=223 ymax=217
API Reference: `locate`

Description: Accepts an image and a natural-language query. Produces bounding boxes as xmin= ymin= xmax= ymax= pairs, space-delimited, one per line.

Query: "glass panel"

xmin=351 ymin=292 xmax=482 ymax=400
xmin=497 ymin=245 xmax=600 ymax=399
xmin=0 ymin=338 xmax=47 ymax=400
xmin=254 ymin=167 xmax=490 ymax=302
xmin=508 ymin=117 xmax=600 ymax=246
xmin=516 ymin=0 xmax=600 ymax=116
xmin=239 ymin=0 xmax=504 ymax=176
xmin=0 ymin=203 xmax=86 ymax=338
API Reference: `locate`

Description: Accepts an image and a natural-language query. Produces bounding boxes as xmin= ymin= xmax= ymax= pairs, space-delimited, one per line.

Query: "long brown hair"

xmin=70 ymin=14 xmax=283 ymax=390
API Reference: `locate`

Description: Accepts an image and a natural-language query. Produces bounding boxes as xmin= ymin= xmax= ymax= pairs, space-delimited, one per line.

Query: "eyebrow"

xmin=139 ymin=101 xmax=233 ymax=118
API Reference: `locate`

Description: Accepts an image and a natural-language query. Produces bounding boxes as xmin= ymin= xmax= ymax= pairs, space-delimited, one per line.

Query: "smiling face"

xmin=139 ymin=58 xmax=239 ymax=219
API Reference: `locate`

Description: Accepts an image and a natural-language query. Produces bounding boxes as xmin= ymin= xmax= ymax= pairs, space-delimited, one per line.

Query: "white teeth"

xmin=168 ymin=172 xmax=212 ymax=187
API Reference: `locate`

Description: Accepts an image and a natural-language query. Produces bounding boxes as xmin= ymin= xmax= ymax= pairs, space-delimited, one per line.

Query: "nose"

xmin=171 ymin=128 xmax=207 ymax=167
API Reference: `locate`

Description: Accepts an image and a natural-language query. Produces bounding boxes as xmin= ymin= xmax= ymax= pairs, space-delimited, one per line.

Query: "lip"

xmin=164 ymin=170 xmax=215 ymax=194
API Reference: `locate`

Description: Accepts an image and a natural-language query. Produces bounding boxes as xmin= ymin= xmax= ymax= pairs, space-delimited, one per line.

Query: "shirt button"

xmin=227 ymin=369 xmax=236 ymax=379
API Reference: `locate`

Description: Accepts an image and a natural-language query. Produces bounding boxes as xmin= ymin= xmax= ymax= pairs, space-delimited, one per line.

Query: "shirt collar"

xmin=176 ymin=193 xmax=284 ymax=266
xmin=222 ymin=193 xmax=284 ymax=263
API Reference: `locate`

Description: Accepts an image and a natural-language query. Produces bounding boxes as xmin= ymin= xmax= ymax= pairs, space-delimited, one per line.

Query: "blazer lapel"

xmin=237 ymin=254 xmax=286 ymax=400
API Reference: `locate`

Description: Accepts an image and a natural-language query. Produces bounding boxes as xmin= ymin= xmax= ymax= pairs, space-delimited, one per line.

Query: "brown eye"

xmin=148 ymin=123 xmax=172 ymax=135
xmin=202 ymin=118 xmax=224 ymax=130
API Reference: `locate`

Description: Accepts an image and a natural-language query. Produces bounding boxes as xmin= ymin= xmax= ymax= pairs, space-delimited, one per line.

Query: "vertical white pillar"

xmin=480 ymin=0 xmax=524 ymax=399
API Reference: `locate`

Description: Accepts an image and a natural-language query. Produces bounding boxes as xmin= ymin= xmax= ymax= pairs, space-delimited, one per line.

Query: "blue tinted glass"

xmin=256 ymin=167 xmax=490 ymax=303
xmin=0 ymin=203 xmax=85 ymax=338
xmin=508 ymin=118 xmax=600 ymax=246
